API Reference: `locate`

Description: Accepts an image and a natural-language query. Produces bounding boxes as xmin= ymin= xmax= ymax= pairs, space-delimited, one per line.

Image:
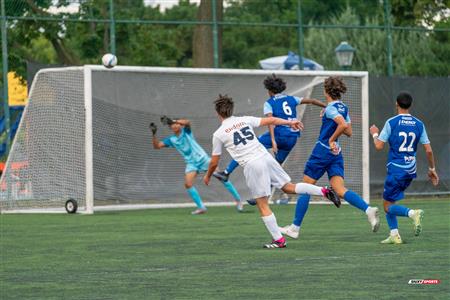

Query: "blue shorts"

xmin=304 ymin=146 xmax=344 ymax=180
xmin=383 ymin=172 xmax=414 ymax=202
xmin=258 ymin=132 xmax=298 ymax=164
xmin=185 ymin=158 xmax=210 ymax=174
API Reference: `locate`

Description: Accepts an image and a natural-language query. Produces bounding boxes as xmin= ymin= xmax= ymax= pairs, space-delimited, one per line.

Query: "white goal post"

xmin=0 ymin=66 xmax=369 ymax=214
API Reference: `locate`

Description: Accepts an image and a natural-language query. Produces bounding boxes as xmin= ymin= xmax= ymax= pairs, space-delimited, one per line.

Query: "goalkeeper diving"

xmin=150 ymin=116 xmax=244 ymax=214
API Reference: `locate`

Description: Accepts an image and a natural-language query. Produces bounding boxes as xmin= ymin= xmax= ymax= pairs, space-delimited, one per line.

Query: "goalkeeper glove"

xmin=160 ymin=115 xmax=176 ymax=126
xmin=149 ymin=122 xmax=157 ymax=135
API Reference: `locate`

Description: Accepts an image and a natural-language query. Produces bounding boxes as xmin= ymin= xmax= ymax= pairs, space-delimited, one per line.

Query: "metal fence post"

xmin=383 ymin=0 xmax=393 ymax=76
xmin=212 ymin=0 xmax=219 ymax=68
xmin=297 ymin=0 xmax=304 ymax=70
xmin=1 ymin=0 xmax=10 ymax=156
xmin=109 ymin=0 xmax=116 ymax=55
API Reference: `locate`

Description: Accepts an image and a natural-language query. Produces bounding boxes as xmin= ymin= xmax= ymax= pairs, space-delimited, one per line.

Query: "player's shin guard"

xmin=343 ymin=190 xmax=369 ymax=212
xmin=225 ymin=160 xmax=239 ymax=175
xmin=294 ymin=183 xmax=323 ymax=195
xmin=385 ymin=212 xmax=398 ymax=230
xmin=187 ymin=187 xmax=206 ymax=209
xmin=222 ymin=181 xmax=241 ymax=201
xmin=261 ymin=213 xmax=283 ymax=241
xmin=293 ymin=194 xmax=311 ymax=227
xmin=387 ymin=205 xmax=410 ymax=217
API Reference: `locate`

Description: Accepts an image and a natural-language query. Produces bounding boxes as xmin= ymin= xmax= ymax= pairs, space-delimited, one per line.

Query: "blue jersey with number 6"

xmin=263 ymin=94 xmax=302 ymax=137
xmin=378 ymin=114 xmax=430 ymax=176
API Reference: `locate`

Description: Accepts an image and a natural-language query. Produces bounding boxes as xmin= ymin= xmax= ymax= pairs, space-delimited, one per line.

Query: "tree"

xmin=193 ymin=0 xmax=223 ymax=67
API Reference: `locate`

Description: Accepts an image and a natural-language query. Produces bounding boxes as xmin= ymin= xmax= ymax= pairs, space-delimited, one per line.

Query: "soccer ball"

xmin=102 ymin=53 xmax=117 ymax=68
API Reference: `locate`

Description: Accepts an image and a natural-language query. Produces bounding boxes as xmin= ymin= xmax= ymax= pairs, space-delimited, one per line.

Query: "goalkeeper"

xmin=150 ymin=116 xmax=244 ymax=215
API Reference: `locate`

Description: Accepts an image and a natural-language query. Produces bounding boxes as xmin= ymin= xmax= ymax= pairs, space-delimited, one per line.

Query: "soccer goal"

xmin=0 ymin=66 xmax=369 ymax=213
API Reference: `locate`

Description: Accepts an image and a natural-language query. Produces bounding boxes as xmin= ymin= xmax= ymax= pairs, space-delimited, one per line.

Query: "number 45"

xmin=233 ymin=126 xmax=255 ymax=146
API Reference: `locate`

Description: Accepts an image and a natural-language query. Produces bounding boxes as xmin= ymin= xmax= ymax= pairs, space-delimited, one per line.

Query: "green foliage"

xmin=2 ymin=0 xmax=449 ymax=79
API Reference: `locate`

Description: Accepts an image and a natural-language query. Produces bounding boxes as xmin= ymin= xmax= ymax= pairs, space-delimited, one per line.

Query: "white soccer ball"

xmin=102 ymin=53 xmax=117 ymax=68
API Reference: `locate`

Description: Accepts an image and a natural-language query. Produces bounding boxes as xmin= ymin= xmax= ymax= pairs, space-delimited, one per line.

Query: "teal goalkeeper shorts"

xmin=185 ymin=158 xmax=211 ymax=174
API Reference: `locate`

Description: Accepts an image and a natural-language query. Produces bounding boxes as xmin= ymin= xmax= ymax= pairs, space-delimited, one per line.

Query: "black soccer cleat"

xmin=246 ymin=199 xmax=257 ymax=206
xmin=263 ymin=237 xmax=286 ymax=249
xmin=323 ymin=186 xmax=341 ymax=208
xmin=212 ymin=171 xmax=229 ymax=183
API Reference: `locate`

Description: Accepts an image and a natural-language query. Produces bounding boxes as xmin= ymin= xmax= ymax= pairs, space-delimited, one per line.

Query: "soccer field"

xmin=1 ymin=198 xmax=449 ymax=299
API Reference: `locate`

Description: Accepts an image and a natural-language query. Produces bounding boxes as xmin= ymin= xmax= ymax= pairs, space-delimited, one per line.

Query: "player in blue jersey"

xmin=280 ymin=76 xmax=380 ymax=239
xmin=213 ymin=74 xmax=326 ymax=187
xmin=150 ymin=116 xmax=244 ymax=215
xmin=369 ymin=92 xmax=439 ymax=244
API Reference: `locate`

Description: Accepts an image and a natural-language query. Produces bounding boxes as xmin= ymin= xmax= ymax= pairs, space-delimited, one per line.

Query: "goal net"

xmin=0 ymin=66 xmax=369 ymax=213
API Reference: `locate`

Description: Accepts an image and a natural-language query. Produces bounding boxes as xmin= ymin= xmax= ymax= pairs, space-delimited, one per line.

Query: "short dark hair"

xmin=214 ymin=94 xmax=234 ymax=118
xmin=396 ymin=91 xmax=413 ymax=109
xmin=263 ymin=74 xmax=286 ymax=94
xmin=324 ymin=76 xmax=347 ymax=100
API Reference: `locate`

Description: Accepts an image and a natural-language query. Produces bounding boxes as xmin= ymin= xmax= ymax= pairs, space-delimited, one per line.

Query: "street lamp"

xmin=335 ymin=41 xmax=356 ymax=70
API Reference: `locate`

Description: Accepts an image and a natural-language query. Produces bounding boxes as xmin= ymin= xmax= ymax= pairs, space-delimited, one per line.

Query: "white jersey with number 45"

xmin=212 ymin=116 xmax=268 ymax=166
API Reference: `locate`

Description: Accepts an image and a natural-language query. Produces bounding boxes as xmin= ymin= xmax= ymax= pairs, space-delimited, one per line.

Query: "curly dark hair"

xmin=324 ymin=76 xmax=347 ymax=100
xmin=263 ymin=74 xmax=286 ymax=94
xmin=214 ymin=94 xmax=234 ymax=118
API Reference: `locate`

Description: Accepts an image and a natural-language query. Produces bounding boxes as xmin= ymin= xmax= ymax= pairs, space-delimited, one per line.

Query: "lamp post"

xmin=335 ymin=41 xmax=355 ymax=70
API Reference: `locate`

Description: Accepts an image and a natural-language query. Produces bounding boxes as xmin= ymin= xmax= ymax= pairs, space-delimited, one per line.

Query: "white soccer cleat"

xmin=279 ymin=224 xmax=299 ymax=239
xmin=236 ymin=201 xmax=244 ymax=212
xmin=367 ymin=207 xmax=380 ymax=232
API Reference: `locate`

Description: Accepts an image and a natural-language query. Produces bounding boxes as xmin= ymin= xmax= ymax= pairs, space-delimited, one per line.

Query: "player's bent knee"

xmin=184 ymin=183 xmax=194 ymax=189
xmin=383 ymin=200 xmax=392 ymax=213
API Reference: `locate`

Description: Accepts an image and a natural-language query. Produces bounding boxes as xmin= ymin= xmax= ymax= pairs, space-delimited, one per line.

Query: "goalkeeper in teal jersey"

xmin=150 ymin=116 xmax=243 ymax=215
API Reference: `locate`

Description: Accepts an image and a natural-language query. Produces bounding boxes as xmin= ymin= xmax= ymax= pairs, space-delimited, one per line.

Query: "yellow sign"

xmin=8 ymin=72 xmax=27 ymax=106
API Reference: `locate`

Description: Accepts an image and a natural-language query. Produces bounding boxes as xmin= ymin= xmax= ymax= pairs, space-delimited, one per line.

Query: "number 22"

xmin=399 ymin=131 xmax=416 ymax=152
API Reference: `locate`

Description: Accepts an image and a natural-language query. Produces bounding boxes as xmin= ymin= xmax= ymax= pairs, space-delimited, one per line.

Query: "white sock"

xmin=365 ymin=207 xmax=372 ymax=215
xmin=261 ymin=213 xmax=283 ymax=241
xmin=294 ymin=183 xmax=323 ymax=196
xmin=291 ymin=224 xmax=300 ymax=231
xmin=408 ymin=210 xmax=416 ymax=218
xmin=390 ymin=229 xmax=399 ymax=236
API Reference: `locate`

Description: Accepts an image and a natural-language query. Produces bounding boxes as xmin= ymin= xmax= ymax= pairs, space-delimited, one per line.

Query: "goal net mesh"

xmin=0 ymin=67 xmax=366 ymax=212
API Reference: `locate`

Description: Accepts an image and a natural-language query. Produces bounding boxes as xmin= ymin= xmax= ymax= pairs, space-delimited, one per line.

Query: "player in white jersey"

xmin=203 ymin=95 xmax=340 ymax=249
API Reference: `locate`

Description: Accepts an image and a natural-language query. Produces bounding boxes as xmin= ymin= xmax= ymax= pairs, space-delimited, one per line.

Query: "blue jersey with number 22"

xmin=378 ymin=114 xmax=430 ymax=176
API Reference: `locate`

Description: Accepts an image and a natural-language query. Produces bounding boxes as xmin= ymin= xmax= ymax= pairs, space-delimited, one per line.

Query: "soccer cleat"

xmin=263 ymin=237 xmax=286 ymax=249
xmin=236 ymin=201 xmax=244 ymax=212
xmin=246 ymin=199 xmax=257 ymax=206
xmin=322 ymin=186 xmax=341 ymax=208
xmin=212 ymin=171 xmax=229 ymax=183
xmin=275 ymin=194 xmax=290 ymax=205
xmin=366 ymin=207 xmax=380 ymax=232
xmin=191 ymin=208 xmax=207 ymax=215
xmin=412 ymin=209 xmax=424 ymax=236
xmin=380 ymin=234 xmax=403 ymax=244
xmin=279 ymin=224 xmax=299 ymax=239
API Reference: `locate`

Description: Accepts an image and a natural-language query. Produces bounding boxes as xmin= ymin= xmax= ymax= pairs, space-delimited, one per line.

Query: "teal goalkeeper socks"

xmin=187 ymin=187 xmax=206 ymax=209
xmin=223 ymin=181 xmax=241 ymax=201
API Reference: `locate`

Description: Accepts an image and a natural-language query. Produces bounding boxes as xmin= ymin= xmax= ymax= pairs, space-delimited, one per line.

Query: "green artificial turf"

xmin=1 ymin=199 xmax=449 ymax=299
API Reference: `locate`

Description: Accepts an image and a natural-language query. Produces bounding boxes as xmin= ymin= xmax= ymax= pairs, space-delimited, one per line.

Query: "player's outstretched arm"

xmin=149 ymin=123 xmax=166 ymax=149
xmin=369 ymin=125 xmax=385 ymax=150
xmin=204 ymin=155 xmax=220 ymax=185
xmin=423 ymin=144 xmax=439 ymax=186
xmin=260 ymin=117 xmax=303 ymax=131
xmin=301 ymin=98 xmax=327 ymax=108
xmin=174 ymin=119 xmax=191 ymax=127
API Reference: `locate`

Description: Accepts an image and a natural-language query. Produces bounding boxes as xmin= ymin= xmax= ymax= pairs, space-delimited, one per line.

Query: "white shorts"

xmin=243 ymin=153 xmax=291 ymax=199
